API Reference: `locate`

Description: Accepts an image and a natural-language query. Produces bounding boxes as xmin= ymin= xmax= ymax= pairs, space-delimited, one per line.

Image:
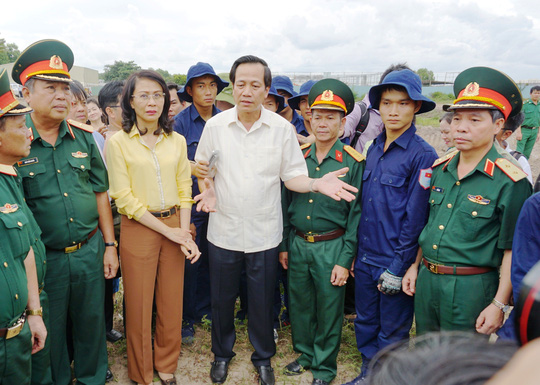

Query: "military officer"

xmin=12 ymin=39 xmax=118 ymax=385
xmin=279 ymin=79 xmax=364 ymax=385
xmin=402 ymin=67 xmax=532 ymax=335
xmin=0 ymin=68 xmax=47 ymax=385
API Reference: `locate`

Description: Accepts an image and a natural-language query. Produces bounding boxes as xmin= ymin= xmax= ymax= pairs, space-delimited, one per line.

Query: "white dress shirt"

xmin=503 ymin=141 xmax=534 ymax=185
xmin=195 ymin=106 xmax=308 ymax=252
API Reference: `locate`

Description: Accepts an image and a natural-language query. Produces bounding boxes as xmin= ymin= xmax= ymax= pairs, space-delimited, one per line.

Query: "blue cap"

xmin=288 ymin=80 xmax=317 ymax=111
xmin=266 ymin=85 xmax=285 ymax=113
xmin=369 ymin=69 xmax=436 ymax=114
xmin=178 ymin=62 xmax=229 ymax=103
xmin=272 ymin=75 xmax=297 ymax=98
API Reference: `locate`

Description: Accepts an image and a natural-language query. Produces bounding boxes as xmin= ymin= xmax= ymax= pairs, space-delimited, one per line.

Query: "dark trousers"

xmin=183 ymin=214 xmax=211 ymax=324
xmin=209 ymin=242 xmax=278 ymax=366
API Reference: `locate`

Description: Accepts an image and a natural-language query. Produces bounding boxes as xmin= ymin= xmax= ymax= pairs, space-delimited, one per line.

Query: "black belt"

xmin=150 ymin=207 xmax=177 ymax=218
xmin=295 ymin=228 xmax=345 ymax=243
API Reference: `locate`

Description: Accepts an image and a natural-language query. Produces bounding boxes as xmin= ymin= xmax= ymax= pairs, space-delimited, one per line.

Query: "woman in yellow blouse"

xmin=106 ymin=70 xmax=199 ymax=385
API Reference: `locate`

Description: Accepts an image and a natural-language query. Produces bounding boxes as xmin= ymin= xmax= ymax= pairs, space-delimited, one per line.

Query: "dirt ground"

xmin=106 ymin=108 xmax=540 ymax=384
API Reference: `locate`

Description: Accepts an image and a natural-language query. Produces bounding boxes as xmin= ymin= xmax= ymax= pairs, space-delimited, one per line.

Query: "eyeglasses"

xmin=132 ymin=93 xmax=165 ymax=102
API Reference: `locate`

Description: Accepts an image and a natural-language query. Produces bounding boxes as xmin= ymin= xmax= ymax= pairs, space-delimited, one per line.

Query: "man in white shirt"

xmin=195 ymin=55 xmax=357 ymax=385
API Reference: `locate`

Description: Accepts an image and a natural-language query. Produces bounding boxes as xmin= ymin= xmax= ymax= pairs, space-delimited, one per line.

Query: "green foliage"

xmin=173 ymin=74 xmax=187 ymax=85
xmin=102 ymin=60 xmax=141 ymax=82
xmin=429 ymin=91 xmax=455 ymax=103
xmin=0 ymin=37 xmax=20 ymax=64
xmin=151 ymin=68 xmax=174 ymax=83
xmin=417 ymin=68 xmax=435 ymax=84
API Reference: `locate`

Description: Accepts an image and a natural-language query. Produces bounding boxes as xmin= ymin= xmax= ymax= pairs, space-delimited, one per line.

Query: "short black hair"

xmin=230 ymin=55 xmax=272 ymax=88
xmin=379 ymin=63 xmax=412 ymax=84
xmin=504 ymin=111 xmax=525 ymax=132
xmin=70 ymin=80 xmax=88 ymax=102
xmin=98 ymin=81 xmax=124 ymax=112
xmin=167 ymin=82 xmax=179 ymax=92
xmin=121 ymin=70 xmax=171 ymax=135
xmin=530 ymin=85 xmax=540 ymax=94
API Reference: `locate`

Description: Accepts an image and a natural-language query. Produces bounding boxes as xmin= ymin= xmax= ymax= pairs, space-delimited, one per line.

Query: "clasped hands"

xmin=165 ymin=227 xmax=201 ymax=263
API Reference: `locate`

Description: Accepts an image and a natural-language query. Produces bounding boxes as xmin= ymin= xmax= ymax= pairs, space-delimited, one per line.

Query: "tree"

xmin=152 ymin=68 xmax=173 ymax=83
xmin=417 ymin=68 xmax=435 ymax=85
xmin=0 ymin=37 xmax=20 ymax=64
xmin=173 ymin=74 xmax=187 ymax=85
xmin=102 ymin=60 xmax=141 ymax=82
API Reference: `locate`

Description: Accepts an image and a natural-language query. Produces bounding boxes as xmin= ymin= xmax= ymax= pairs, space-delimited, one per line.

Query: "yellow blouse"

xmin=106 ymin=125 xmax=193 ymax=220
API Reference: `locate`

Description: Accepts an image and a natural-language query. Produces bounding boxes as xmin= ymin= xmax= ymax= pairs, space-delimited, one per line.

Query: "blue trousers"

xmin=353 ymin=262 xmax=414 ymax=361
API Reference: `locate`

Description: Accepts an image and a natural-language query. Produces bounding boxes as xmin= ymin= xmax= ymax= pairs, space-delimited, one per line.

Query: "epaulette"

xmin=343 ymin=145 xmax=365 ymax=162
xmin=432 ymin=150 xmax=458 ymax=167
xmin=67 ymin=119 xmax=94 ymax=133
xmin=495 ymin=158 xmax=528 ymax=182
xmin=300 ymin=143 xmax=312 ymax=151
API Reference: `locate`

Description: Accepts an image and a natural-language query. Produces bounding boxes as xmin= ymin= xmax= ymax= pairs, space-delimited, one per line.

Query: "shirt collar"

xmin=128 ymin=124 xmax=168 ymax=139
xmin=26 ymin=115 xmax=74 ymax=143
xmin=0 ymin=164 xmax=17 ymax=176
xmin=445 ymin=143 xmax=500 ymax=179
xmin=188 ymin=104 xmax=221 ymax=123
xmin=234 ymin=106 xmax=270 ymax=132
xmin=307 ymin=139 xmax=343 ymax=163
xmin=374 ymin=124 xmax=416 ymax=150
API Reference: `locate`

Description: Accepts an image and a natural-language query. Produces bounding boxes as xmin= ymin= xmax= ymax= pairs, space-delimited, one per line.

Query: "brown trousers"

xmin=120 ymin=212 xmax=185 ymax=384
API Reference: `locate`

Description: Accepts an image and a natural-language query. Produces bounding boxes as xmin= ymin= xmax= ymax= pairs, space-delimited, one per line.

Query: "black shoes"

xmin=256 ymin=365 xmax=275 ymax=385
xmin=105 ymin=367 xmax=113 ymax=382
xmin=210 ymin=361 xmax=229 ymax=384
xmin=312 ymin=379 xmax=329 ymax=385
xmin=283 ymin=360 xmax=306 ymax=376
xmin=106 ymin=329 xmax=123 ymax=343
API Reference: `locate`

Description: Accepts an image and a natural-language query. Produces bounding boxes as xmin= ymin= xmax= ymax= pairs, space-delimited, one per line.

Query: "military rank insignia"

xmin=0 ymin=203 xmax=19 ymax=213
xmin=71 ymin=151 xmax=88 ymax=158
xmin=418 ymin=168 xmax=433 ymax=190
xmin=17 ymin=157 xmax=38 ymax=166
xmin=467 ymin=194 xmax=490 ymax=205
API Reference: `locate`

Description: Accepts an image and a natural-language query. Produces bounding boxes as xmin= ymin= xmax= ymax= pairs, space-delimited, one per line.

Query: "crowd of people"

xmin=1 ymin=37 xmax=540 ymax=385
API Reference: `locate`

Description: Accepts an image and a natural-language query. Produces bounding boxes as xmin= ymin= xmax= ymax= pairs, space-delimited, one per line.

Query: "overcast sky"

xmin=4 ymin=0 xmax=540 ymax=81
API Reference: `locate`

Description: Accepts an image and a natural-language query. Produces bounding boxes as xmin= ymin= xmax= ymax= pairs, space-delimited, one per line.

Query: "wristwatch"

xmin=491 ymin=298 xmax=510 ymax=314
xmin=26 ymin=307 xmax=43 ymax=317
xmin=104 ymin=240 xmax=118 ymax=248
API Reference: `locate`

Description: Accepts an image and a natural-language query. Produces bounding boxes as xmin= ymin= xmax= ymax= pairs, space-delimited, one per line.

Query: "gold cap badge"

xmin=463 ymin=82 xmax=480 ymax=97
xmin=49 ymin=55 xmax=64 ymax=70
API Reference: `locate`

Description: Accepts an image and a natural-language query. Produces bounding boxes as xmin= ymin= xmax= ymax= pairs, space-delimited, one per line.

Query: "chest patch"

xmin=418 ymin=168 xmax=433 ymax=190
xmin=0 ymin=203 xmax=19 ymax=214
xmin=467 ymin=194 xmax=490 ymax=205
xmin=432 ymin=186 xmax=444 ymax=193
xmin=71 ymin=151 xmax=88 ymax=158
xmin=17 ymin=157 xmax=38 ymax=167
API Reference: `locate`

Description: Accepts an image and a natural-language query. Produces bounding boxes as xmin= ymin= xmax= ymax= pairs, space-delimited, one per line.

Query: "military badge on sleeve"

xmin=0 ymin=203 xmax=19 ymax=214
xmin=418 ymin=168 xmax=433 ymax=190
xmin=71 ymin=151 xmax=88 ymax=158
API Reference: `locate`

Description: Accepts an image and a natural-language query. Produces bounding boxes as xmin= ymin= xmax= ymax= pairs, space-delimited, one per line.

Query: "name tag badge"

xmin=17 ymin=157 xmax=38 ymax=167
xmin=432 ymin=186 xmax=444 ymax=193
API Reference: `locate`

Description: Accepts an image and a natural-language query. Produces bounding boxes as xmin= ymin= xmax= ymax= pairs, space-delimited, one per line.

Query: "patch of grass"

xmin=429 ymin=91 xmax=454 ymax=103
xmin=417 ymin=116 xmax=441 ymax=127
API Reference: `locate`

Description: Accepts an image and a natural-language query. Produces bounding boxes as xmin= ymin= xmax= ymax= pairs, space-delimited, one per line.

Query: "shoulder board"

xmin=67 ymin=119 xmax=94 ymax=133
xmin=300 ymin=143 xmax=312 ymax=151
xmin=495 ymin=158 xmax=528 ymax=182
xmin=432 ymin=150 xmax=458 ymax=167
xmin=343 ymin=145 xmax=365 ymax=162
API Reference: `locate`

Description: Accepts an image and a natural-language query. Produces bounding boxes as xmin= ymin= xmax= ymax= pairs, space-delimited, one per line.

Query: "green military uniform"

xmin=280 ymin=78 xmax=364 ymax=383
xmin=12 ymin=39 xmax=110 ymax=385
xmin=15 ymin=117 xmax=109 ymax=385
xmin=0 ymin=165 xmax=33 ymax=385
xmin=281 ymin=141 xmax=364 ymax=382
xmin=516 ymin=98 xmax=540 ymax=159
xmin=417 ymin=67 xmax=533 ymax=334
xmin=416 ymin=147 xmax=532 ymax=332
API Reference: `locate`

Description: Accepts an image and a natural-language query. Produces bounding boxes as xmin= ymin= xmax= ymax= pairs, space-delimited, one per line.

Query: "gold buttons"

xmin=315 ymin=167 xmax=320 ymax=171
xmin=80 ymin=165 xmax=85 ymax=170
xmin=433 ymin=245 xmax=438 ymax=250
xmin=438 ymin=225 xmax=444 ymax=230
xmin=64 ymin=193 xmax=68 ymax=197
xmin=472 ymin=211 xmax=478 ymax=217
xmin=307 ymin=216 xmax=311 ymax=220
xmin=69 ymin=218 xmax=74 ymax=222
xmin=456 ymin=181 xmax=460 ymax=186
xmin=431 ymin=199 xmax=435 ymax=203
xmin=447 ymin=203 xmax=452 ymax=209
xmin=3 ymin=262 xmax=7 ymax=268
xmin=29 ymin=172 xmax=35 ymax=176
xmin=308 ymin=199 xmax=313 ymax=203
xmin=15 ymin=294 xmax=18 ymax=300
xmin=57 ymin=169 xmax=61 ymax=173
xmin=17 ymin=221 xmax=23 ymax=227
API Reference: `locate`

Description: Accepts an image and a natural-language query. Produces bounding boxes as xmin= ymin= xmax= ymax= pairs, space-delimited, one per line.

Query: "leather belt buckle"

xmin=6 ymin=318 xmax=24 ymax=339
xmin=427 ymin=261 xmax=443 ymax=275
xmin=64 ymin=244 xmax=80 ymax=254
xmin=160 ymin=209 xmax=172 ymax=219
xmin=306 ymin=234 xmax=315 ymax=243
